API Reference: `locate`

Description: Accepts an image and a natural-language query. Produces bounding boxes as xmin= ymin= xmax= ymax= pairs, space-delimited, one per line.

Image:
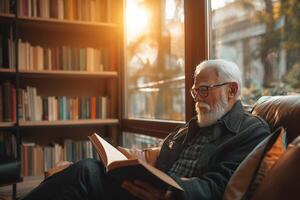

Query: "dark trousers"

xmin=19 ymin=159 xmax=139 ymax=200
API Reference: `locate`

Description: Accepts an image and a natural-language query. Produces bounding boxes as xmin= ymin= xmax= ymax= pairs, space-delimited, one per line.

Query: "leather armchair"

xmin=249 ymin=95 xmax=300 ymax=200
xmin=251 ymin=95 xmax=300 ymax=143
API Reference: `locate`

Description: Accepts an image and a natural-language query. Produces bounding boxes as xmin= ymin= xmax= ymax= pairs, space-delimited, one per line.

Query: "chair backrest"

xmin=249 ymin=95 xmax=300 ymax=200
xmin=251 ymin=95 xmax=300 ymax=143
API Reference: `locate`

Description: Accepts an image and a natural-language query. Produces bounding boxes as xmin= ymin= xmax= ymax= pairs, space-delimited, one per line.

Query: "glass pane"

xmin=210 ymin=0 xmax=300 ymax=105
xmin=122 ymin=132 xmax=163 ymax=149
xmin=124 ymin=0 xmax=185 ymax=121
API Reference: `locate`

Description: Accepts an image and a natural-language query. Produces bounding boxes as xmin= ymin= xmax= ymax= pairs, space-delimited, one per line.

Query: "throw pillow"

xmin=251 ymin=135 xmax=300 ymax=200
xmin=223 ymin=127 xmax=287 ymax=200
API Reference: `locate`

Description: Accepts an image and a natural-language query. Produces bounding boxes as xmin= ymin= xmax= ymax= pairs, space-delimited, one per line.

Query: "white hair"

xmin=194 ymin=59 xmax=242 ymax=98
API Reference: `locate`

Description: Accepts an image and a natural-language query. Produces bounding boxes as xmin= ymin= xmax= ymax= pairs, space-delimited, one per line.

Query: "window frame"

xmin=120 ymin=0 xmax=208 ymax=138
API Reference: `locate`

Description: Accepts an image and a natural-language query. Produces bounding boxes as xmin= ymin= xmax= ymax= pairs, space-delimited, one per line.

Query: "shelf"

xmin=17 ymin=16 xmax=117 ymax=27
xmin=0 ymin=122 xmax=15 ymax=128
xmin=0 ymin=13 xmax=15 ymax=22
xmin=0 ymin=13 xmax=15 ymax=18
xmin=0 ymin=68 xmax=16 ymax=74
xmin=18 ymin=70 xmax=118 ymax=78
xmin=17 ymin=16 xmax=118 ymax=47
xmin=19 ymin=119 xmax=119 ymax=127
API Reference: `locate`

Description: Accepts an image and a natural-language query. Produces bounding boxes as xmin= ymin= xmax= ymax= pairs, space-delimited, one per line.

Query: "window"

xmin=122 ymin=132 xmax=163 ymax=149
xmin=124 ymin=0 xmax=185 ymax=121
xmin=209 ymin=0 xmax=300 ymax=105
xmin=121 ymin=1 xmax=206 ymax=140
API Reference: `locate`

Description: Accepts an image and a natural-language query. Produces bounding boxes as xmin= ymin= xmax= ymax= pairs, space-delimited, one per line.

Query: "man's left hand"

xmin=121 ymin=180 xmax=173 ymax=200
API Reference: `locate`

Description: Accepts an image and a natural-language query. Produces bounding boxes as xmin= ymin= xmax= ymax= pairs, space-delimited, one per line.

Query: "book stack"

xmin=18 ymin=0 xmax=112 ymax=22
xmin=0 ymin=0 xmax=15 ymax=14
xmin=18 ymin=86 xmax=110 ymax=121
xmin=18 ymin=39 xmax=113 ymax=72
xmin=0 ymin=29 xmax=15 ymax=69
xmin=21 ymin=139 xmax=99 ymax=176
xmin=0 ymin=131 xmax=17 ymax=159
xmin=0 ymin=81 xmax=16 ymax=122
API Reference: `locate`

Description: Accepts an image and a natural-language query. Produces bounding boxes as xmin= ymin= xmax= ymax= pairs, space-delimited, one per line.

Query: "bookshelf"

xmin=18 ymin=69 xmax=118 ymax=78
xmin=0 ymin=2 xmax=21 ymax=191
xmin=0 ymin=0 xmax=122 ymax=177
xmin=19 ymin=119 xmax=118 ymax=127
xmin=0 ymin=122 xmax=15 ymax=128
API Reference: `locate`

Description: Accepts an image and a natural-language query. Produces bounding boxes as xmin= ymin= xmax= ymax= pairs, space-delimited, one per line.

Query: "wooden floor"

xmin=0 ymin=176 xmax=43 ymax=200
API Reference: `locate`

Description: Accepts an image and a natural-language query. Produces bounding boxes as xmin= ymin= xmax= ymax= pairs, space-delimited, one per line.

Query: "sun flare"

xmin=125 ymin=0 xmax=149 ymax=43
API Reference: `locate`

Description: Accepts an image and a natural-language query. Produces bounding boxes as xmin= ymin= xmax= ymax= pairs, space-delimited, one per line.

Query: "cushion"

xmin=251 ymin=135 xmax=300 ymax=200
xmin=223 ymin=127 xmax=287 ymax=200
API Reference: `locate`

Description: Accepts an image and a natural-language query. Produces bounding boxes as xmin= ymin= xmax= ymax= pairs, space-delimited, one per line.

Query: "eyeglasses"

xmin=190 ymin=82 xmax=231 ymax=99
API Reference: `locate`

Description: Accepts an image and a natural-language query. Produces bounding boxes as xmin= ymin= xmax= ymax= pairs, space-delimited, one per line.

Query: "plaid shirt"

xmin=167 ymin=127 xmax=215 ymax=177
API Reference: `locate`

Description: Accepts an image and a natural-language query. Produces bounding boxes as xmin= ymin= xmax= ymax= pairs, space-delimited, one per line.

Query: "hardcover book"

xmin=88 ymin=133 xmax=183 ymax=191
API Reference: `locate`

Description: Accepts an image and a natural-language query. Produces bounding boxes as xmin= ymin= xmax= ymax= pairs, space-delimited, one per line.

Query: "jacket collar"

xmin=219 ymin=100 xmax=244 ymax=134
xmin=188 ymin=100 xmax=244 ymax=135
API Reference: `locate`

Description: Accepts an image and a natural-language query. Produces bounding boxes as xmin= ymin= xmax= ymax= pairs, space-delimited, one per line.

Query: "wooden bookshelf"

xmin=0 ymin=122 xmax=15 ymax=128
xmin=0 ymin=0 xmax=122 ymax=179
xmin=17 ymin=16 xmax=117 ymax=27
xmin=0 ymin=68 xmax=16 ymax=73
xmin=19 ymin=119 xmax=118 ymax=127
xmin=0 ymin=13 xmax=15 ymax=19
xmin=17 ymin=16 xmax=118 ymax=47
xmin=0 ymin=13 xmax=15 ymax=17
xmin=0 ymin=68 xmax=16 ymax=78
xmin=18 ymin=70 xmax=118 ymax=78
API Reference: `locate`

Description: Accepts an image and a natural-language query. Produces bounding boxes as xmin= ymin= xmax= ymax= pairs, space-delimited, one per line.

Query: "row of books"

xmin=0 ymin=0 xmax=14 ymax=14
xmin=0 ymin=131 xmax=17 ymax=159
xmin=18 ymin=0 xmax=112 ymax=22
xmin=0 ymin=32 xmax=15 ymax=69
xmin=22 ymin=139 xmax=99 ymax=176
xmin=0 ymin=82 xmax=16 ymax=122
xmin=18 ymin=86 xmax=110 ymax=121
xmin=18 ymin=40 xmax=114 ymax=72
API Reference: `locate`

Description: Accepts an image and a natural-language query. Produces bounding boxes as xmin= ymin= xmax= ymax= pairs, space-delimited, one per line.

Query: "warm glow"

xmin=125 ymin=0 xmax=149 ymax=43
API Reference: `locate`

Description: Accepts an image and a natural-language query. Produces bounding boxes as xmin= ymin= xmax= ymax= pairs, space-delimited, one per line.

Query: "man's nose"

xmin=193 ymin=94 xmax=205 ymax=102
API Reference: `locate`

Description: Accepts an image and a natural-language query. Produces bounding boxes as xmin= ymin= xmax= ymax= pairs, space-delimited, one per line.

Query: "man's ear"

xmin=228 ymin=82 xmax=238 ymax=98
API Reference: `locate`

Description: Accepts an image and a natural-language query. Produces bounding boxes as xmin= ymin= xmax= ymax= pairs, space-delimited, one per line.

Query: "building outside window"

xmin=209 ymin=0 xmax=300 ymax=105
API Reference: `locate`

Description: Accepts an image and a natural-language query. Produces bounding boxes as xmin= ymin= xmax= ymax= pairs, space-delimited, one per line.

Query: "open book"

xmin=88 ymin=133 xmax=183 ymax=191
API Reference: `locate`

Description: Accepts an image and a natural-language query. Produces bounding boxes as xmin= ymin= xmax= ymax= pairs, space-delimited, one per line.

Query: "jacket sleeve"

xmin=171 ymin=122 xmax=270 ymax=200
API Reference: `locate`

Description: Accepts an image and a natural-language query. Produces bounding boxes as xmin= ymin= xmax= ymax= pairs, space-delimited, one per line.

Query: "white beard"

xmin=196 ymin=90 xmax=229 ymax=127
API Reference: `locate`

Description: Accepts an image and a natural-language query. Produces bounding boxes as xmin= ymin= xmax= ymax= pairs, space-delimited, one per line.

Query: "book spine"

xmin=2 ymin=82 xmax=12 ymax=122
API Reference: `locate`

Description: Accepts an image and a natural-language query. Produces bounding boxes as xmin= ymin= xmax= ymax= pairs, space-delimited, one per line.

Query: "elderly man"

xmin=20 ymin=59 xmax=270 ymax=200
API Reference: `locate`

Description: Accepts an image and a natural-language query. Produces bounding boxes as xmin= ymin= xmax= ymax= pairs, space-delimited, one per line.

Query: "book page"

xmin=94 ymin=134 xmax=128 ymax=166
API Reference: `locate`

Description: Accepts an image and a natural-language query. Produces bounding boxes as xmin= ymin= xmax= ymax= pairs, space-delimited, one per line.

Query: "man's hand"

xmin=121 ymin=180 xmax=173 ymax=200
xmin=116 ymin=146 xmax=135 ymax=159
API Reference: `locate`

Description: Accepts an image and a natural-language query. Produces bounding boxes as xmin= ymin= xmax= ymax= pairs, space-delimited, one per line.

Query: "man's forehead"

xmin=194 ymin=68 xmax=218 ymax=85
xmin=195 ymin=67 xmax=217 ymax=76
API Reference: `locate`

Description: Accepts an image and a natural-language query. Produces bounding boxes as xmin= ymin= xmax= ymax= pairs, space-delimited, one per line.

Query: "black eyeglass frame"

xmin=190 ymin=82 xmax=232 ymax=99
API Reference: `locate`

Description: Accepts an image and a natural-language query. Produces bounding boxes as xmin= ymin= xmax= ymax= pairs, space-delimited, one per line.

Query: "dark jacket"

xmin=155 ymin=100 xmax=270 ymax=200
